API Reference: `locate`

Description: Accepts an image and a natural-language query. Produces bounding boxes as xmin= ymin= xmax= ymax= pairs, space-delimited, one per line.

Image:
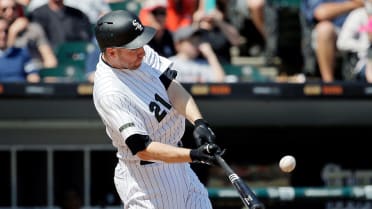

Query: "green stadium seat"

xmin=54 ymin=41 xmax=95 ymax=69
xmin=41 ymin=41 xmax=96 ymax=82
xmin=223 ymin=63 xmax=243 ymax=77
xmin=39 ymin=64 xmax=86 ymax=83
xmin=109 ymin=0 xmax=141 ymax=15
xmin=268 ymin=0 xmax=300 ymax=8
xmin=222 ymin=64 xmax=271 ymax=82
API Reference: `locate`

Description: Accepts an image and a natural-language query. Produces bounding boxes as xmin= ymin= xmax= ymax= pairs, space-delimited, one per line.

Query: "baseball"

xmin=279 ymin=155 xmax=296 ymax=173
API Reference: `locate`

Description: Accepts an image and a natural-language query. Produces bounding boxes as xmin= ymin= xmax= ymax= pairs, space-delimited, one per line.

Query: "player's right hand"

xmin=193 ymin=119 xmax=216 ymax=147
xmin=190 ymin=143 xmax=223 ymax=165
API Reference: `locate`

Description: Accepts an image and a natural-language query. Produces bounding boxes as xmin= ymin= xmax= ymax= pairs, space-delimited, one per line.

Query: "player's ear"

xmin=105 ymin=48 xmax=117 ymax=57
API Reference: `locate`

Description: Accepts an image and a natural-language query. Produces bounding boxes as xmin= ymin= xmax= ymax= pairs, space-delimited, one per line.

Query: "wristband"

xmin=194 ymin=118 xmax=209 ymax=127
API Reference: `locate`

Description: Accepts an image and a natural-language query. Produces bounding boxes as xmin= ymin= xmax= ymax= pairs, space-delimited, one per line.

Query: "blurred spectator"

xmin=15 ymin=0 xmax=28 ymax=6
xmin=301 ymin=0 xmax=364 ymax=82
xmin=84 ymin=38 xmax=99 ymax=83
xmin=139 ymin=0 xmax=176 ymax=57
xmin=223 ymin=0 xmax=266 ymax=59
xmin=337 ymin=0 xmax=372 ymax=82
xmin=0 ymin=0 xmax=57 ymax=69
xmin=367 ymin=47 xmax=372 ymax=82
xmin=247 ymin=0 xmax=266 ymax=39
xmin=64 ymin=0 xmax=111 ymax=24
xmin=229 ymin=0 xmax=265 ymax=38
xmin=62 ymin=0 xmax=110 ymax=80
xmin=169 ymin=25 xmax=226 ymax=83
xmin=140 ymin=0 xmax=199 ymax=33
xmin=262 ymin=0 xmax=279 ymax=66
xmin=165 ymin=0 xmax=199 ymax=32
xmin=0 ymin=17 xmax=40 ymax=82
xmin=193 ymin=1 xmax=244 ymax=64
xmin=28 ymin=0 xmax=93 ymax=49
xmin=85 ymin=48 xmax=98 ymax=83
xmin=20 ymin=0 xmax=46 ymax=12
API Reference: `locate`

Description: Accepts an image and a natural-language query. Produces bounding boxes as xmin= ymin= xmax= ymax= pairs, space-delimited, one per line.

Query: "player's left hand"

xmin=193 ymin=119 xmax=216 ymax=147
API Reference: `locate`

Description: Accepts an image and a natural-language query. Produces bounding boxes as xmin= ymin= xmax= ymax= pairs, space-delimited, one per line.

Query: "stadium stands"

xmin=108 ymin=0 xmax=141 ymax=14
xmin=40 ymin=41 xmax=96 ymax=82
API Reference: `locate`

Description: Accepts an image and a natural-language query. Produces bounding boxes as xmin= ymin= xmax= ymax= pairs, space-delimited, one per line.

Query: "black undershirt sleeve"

xmin=125 ymin=134 xmax=152 ymax=155
xmin=160 ymin=67 xmax=178 ymax=90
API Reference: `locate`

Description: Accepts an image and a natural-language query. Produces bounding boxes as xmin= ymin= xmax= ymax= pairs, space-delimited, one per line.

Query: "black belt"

xmin=140 ymin=160 xmax=154 ymax=165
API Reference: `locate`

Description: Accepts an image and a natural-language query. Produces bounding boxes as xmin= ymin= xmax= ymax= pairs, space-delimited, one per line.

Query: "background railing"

xmin=208 ymin=186 xmax=372 ymax=200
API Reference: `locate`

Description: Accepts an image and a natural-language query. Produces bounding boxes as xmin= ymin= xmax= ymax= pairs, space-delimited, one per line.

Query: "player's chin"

xmin=129 ymin=62 xmax=142 ymax=70
xmin=135 ymin=58 xmax=144 ymax=68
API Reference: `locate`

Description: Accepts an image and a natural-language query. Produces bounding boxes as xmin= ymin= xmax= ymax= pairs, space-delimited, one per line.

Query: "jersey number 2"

xmin=149 ymin=93 xmax=171 ymax=122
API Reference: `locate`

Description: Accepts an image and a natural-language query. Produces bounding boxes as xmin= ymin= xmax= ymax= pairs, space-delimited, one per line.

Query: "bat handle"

xmin=215 ymin=154 xmax=234 ymax=175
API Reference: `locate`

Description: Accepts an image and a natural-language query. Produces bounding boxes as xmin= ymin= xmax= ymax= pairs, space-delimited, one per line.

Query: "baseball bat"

xmin=215 ymin=154 xmax=265 ymax=209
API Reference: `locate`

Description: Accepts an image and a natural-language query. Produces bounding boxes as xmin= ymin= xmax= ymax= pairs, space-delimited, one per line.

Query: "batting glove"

xmin=190 ymin=143 xmax=224 ymax=165
xmin=193 ymin=119 xmax=216 ymax=147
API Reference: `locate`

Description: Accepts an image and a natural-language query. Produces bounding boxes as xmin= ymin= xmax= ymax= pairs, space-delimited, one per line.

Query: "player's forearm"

xmin=136 ymin=141 xmax=192 ymax=163
xmin=168 ymin=80 xmax=203 ymax=123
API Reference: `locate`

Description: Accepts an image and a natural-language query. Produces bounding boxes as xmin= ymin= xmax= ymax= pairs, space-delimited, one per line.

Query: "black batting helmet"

xmin=94 ymin=10 xmax=156 ymax=51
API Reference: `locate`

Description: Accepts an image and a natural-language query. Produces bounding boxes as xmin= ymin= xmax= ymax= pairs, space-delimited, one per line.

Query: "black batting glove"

xmin=190 ymin=143 xmax=223 ymax=165
xmin=193 ymin=119 xmax=216 ymax=147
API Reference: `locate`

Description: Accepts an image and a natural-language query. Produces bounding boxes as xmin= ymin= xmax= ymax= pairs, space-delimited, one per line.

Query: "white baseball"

xmin=279 ymin=155 xmax=296 ymax=173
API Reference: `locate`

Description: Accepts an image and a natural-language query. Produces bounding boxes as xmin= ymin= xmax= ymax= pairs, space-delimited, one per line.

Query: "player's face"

xmin=106 ymin=47 xmax=145 ymax=70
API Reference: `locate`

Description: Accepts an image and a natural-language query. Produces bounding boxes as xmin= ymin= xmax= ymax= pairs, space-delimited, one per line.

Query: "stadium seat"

xmin=54 ymin=41 xmax=95 ymax=69
xmin=39 ymin=64 xmax=86 ymax=83
xmin=40 ymin=41 xmax=96 ymax=82
xmin=109 ymin=0 xmax=141 ymax=15
xmin=223 ymin=64 xmax=272 ymax=82
xmin=223 ymin=63 xmax=243 ymax=77
xmin=267 ymin=0 xmax=300 ymax=8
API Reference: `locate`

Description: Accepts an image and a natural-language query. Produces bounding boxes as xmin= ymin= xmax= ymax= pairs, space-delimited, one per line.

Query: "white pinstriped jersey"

xmin=93 ymin=45 xmax=213 ymax=209
xmin=93 ymin=45 xmax=186 ymax=162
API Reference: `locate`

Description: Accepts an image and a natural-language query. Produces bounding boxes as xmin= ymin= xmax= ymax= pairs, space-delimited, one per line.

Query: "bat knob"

xmin=206 ymin=144 xmax=218 ymax=153
xmin=206 ymin=143 xmax=225 ymax=156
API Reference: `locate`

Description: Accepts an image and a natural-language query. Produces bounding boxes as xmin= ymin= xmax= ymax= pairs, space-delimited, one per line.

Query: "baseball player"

xmin=92 ymin=10 xmax=222 ymax=209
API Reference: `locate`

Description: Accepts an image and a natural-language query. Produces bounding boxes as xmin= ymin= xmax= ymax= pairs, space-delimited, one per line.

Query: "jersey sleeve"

xmin=143 ymin=45 xmax=176 ymax=89
xmin=143 ymin=45 xmax=173 ymax=73
xmin=96 ymin=93 xmax=148 ymax=142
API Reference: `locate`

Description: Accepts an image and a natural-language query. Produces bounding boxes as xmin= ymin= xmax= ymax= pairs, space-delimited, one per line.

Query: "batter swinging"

xmin=92 ymin=10 xmax=222 ymax=209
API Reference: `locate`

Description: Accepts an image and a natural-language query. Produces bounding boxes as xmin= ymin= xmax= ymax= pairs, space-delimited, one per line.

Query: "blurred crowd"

xmin=0 ymin=0 xmax=372 ymax=84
